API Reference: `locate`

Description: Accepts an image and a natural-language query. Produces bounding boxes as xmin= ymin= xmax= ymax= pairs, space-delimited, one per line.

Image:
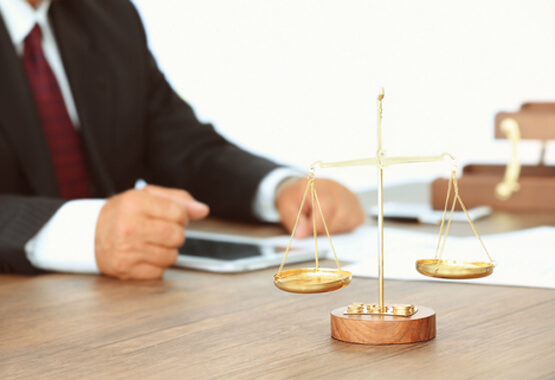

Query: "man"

xmin=0 ymin=0 xmax=365 ymax=280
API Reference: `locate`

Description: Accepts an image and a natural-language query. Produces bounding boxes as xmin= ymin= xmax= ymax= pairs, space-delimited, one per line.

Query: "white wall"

xmin=132 ymin=0 xmax=555 ymax=190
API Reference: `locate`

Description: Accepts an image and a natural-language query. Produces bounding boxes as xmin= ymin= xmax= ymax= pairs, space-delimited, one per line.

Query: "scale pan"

xmin=273 ymin=268 xmax=351 ymax=294
xmin=416 ymin=259 xmax=494 ymax=279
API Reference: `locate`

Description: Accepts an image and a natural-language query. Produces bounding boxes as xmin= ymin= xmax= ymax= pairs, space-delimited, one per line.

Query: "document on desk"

xmin=313 ymin=225 xmax=555 ymax=289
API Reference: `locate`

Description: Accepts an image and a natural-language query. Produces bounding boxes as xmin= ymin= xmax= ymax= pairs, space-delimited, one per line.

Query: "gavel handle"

xmin=495 ymin=118 xmax=521 ymax=200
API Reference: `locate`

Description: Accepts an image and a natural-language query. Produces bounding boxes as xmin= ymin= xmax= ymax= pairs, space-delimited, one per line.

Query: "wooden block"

xmin=431 ymin=165 xmax=555 ymax=212
xmin=521 ymin=102 xmax=555 ymax=112
xmin=495 ymin=111 xmax=555 ymax=140
xmin=330 ymin=306 xmax=436 ymax=345
xmin=462 ymin=164 xmax=555 ymax=177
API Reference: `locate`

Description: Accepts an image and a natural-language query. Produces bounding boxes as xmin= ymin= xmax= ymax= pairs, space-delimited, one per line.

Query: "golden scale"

xmin=273 ymin=88 xmax=495 ymax=345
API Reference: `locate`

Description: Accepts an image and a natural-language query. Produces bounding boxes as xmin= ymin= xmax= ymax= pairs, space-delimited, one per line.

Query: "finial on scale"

xmin=376 ymin=87 xmax=385 ymax=152
xmin=377 ymin=87 xmax=385 ymax=101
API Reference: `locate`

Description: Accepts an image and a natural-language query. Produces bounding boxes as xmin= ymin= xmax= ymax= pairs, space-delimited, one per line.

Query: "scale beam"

xmin=312 ymin=152 xmax=455 ymax=171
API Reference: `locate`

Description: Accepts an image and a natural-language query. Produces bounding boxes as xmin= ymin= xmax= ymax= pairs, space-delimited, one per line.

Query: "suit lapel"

xmin=0 ymin=15 xmax=59 ymax=196
xmin=50 ymin=2 xmax=116 ymax=196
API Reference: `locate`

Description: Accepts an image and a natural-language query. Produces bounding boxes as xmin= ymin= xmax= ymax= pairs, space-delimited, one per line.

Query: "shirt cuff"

xmin=25 ymin=199 xmax=106 ymax=273
xmin=253 ymin=167 xmax=305 ymax=223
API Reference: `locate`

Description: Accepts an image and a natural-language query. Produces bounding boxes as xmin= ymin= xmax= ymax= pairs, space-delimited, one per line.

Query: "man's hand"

xmin=95 ymin=185 xmax=209 ymax=280
xmin=276 ymin=178 xmax=365 ymax=239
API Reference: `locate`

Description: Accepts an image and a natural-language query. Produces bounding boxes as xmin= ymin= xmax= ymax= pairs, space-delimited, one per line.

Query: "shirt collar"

xmin=0 ymin=0 xmax=52 ymax=47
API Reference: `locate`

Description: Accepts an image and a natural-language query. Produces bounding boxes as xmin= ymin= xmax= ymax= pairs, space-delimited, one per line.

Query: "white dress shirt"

xmin=0 ymin=0 xmax=299 ymax=273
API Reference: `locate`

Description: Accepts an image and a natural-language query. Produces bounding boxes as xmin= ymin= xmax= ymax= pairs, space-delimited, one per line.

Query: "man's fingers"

xmin=278 ymin=198 xmax=313 ymax=239
xmin=142 ymin=185 xmax=209 ymax=222
xmin=114 ymin=189 xmax=187 ymax=225
xmin=142 ymin=219 xmax=185 ymax=248
xmin=123 ymin=263 xmax=166 ymax=280
xmin=95 ymin=186 xmax=208 ymax=281
xmin=104 ymin=244 xmax=178 ymax=280
xmin=294 ymin=215 xmax=311 ymax=239
xmin=142 ymin=184 xmax=194 ymax=203
xmin=316 ymin=186 xmax=364 ymax=234
xmin=184 ymin=201 xmax=210 ymax=221
xmin=278 ymin=198 xmax=301 ymax=233
xmin=137 ymin=246 xmax=179 ymax=268
xmin=276 ymin=177 xmax=365 ymax=238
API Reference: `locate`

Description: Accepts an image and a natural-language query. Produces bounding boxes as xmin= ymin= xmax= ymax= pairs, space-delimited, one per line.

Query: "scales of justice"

xmin=273 ymin=88 xmax=495 ymax=345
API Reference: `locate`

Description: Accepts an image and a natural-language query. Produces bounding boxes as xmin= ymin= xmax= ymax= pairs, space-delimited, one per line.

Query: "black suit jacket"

xmin=0 ymin=0 xmax=279 ymax=274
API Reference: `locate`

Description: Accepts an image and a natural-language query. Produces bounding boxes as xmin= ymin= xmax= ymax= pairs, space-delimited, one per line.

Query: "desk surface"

xmin=1 ymin=183 xmax=555 ymax=379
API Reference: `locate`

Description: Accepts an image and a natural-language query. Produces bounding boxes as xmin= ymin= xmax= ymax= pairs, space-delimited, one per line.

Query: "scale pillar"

xmin=377 ymin=167 xmax=385 ymax=312
xmin=376 ymin=88 xmax=386 ymax=312
xmin=329 ymin=88 xmax=436 ymax=344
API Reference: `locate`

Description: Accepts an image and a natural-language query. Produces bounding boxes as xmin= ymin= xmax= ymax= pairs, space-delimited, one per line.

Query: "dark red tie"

xmin=23 ymin=24 xmax=91 ymax=199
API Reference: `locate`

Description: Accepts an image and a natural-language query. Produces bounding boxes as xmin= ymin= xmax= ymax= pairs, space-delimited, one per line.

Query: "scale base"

xmin=330 ymin=305 xmax=436 ymax=345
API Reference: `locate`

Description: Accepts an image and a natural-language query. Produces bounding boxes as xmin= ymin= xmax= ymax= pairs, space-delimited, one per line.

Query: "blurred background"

xmin=132 ymin=0 xmax=555 ymax=190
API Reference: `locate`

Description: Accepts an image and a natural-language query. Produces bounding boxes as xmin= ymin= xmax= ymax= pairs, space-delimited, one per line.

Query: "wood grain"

xmin=1 ymin=265 xmax=554 ymax=379
xmin=1 ymin=184 xmax=554 ymax=379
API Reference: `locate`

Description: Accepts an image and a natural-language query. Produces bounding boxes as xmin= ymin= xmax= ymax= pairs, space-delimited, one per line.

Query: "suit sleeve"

xmin=0 ymin=196 xmax=65 ymax=274
xmin=129 ymin=9 xmax=280 ymax=221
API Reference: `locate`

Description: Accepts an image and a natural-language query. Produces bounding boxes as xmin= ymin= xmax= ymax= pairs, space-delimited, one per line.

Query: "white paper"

xmin=369 ymin=202 xmax=492 ymax=224
xmin=294 ymin=225 xmax=555 ymax=289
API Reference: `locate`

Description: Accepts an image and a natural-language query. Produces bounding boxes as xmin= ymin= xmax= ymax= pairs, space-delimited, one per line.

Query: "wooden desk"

xmin=1 ymin=183 xmax=554 ymax=379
